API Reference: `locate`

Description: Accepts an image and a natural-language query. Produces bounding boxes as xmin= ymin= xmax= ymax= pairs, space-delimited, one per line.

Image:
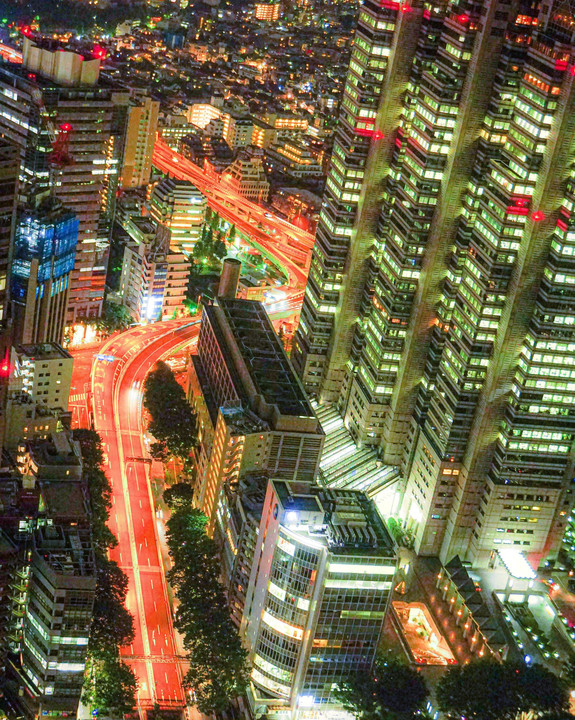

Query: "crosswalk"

xmin=69 ymin=393 xmax=86 ymax=404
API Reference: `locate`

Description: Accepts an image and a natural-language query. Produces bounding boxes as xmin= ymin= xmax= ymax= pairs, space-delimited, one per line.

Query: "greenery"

xmin=193 ymin=223 xmax=227 ymax=268
xmin=437 ymin=659 xmax=571 ymax=720
xmin=89 ymin=557 xmax=135 ymax=661
xmin=73 ymin=429 xmax=116 ymax=555
xmin=84 ymin=657 xmax=138 ymax=718
xmin=165 ymin=505 xmax=248 ymax=714
xmin=164 ymin=482 xmax=195 ymax=510
xmin=336 ymin=656 xmax=428 ymax=720
xmin=143 ymin=361 xmax=198 ymax=461
xmin=94 ymin=301 xmax=134 ymax=336
xmin=74 ymin=429 xmax=137 ymax=715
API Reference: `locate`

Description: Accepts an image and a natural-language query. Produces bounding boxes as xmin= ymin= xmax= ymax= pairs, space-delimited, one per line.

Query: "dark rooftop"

xmin=217 ymin=299 xmax=314 ymax=418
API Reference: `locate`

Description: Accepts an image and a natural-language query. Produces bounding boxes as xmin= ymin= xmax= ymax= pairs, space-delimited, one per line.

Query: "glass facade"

xmin=245 ymin=482 xmax=396 ymax=720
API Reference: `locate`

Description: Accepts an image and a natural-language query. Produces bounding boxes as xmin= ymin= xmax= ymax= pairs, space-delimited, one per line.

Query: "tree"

xmin=164 ymin=482 xmax=194 ymax=510
xmin=74 ymin=429 xmax=136 ymax=711
xmin=143 ymin=361 xmax=198 ymax=460
xmin=213 ymin=237 xmax=227 ymax=260
xmin=95 ymin=301 xmax=133 ymax=335
xmin=84 ymin=658 xmax=137 ymax=717
xmin=89 ymin=557 xmax=135 ymax=661
xmin=336 ymin=657 xmax=428 ymax=720
xmin=437 ymin=659 xmax=570 ymax=720
xmin=73 ymin=429 xmax=116 ymax=555
xmin=165 ymin=506 xmax=248 ymax=713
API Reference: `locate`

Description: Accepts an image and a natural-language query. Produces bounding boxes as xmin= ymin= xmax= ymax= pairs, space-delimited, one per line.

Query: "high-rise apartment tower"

xmin=294 ymin=0 xmax=575 ymax=566
xmin=0 ymin=37 xmax=129 ymax=325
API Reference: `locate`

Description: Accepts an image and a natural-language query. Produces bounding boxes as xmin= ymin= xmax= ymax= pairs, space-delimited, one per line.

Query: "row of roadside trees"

xmin=73 ymin=429 xmax=138 ymax=717
xmin=163 ymin=488 xmax=249 ymax=714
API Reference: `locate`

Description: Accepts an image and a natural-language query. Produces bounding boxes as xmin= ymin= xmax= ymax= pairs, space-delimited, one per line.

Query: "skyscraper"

xmin=11 ymin=199 xmax=78 ymax=345
xmin=0 ymin=37 xmax=129 ymax=324
xmin=294 ymin=0 xmax=575 ymax=566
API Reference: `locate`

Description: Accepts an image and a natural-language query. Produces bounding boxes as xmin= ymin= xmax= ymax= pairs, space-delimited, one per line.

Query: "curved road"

xmin=90 ymin=319 xmax=200 ymax=710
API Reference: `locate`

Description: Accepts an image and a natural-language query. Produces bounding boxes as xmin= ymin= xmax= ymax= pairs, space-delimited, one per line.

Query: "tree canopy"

xmin=89 ymin=557 xmax=135 ymax=661
xmin=436 ymin=659 xmax=571 ymax=720
xmin=84 ymin=657 xmax=138 ymax=718
xmin=143 ymin=361 xmax=198 ymax=461
xmin=75 ymin=429 xmax=137 ymax=715
xmin=164 ymin=482 xmax=195 ymax=510
xmin=335 ymin=656 xmax=429 ymax=720
xmin=165 ymin=505 xmax=248 ymax=714
xmin=73 ymin=429 xmax=116 ymax=554
xmin=94 ymin=301 xmax=134 ymax=336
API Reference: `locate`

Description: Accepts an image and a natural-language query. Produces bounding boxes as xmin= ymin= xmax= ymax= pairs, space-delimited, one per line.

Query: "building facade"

xmin=150 ymin=177 xmax=207 ymax=256
xmin=0 ymin=139 xmax=19 ymax=326
xmin=2 ymin=343 xmax=73 ymax=451
xmin=189 ymin=298 xmax=324 ymax=535
xmin=11 ymin=199 xmax=78 ymax=346
xmin=121 ymin=96 xmax=160 ymax=189
xmin=293 ymin=0 xmax=575 ymax=567
xmin=119 ymin=216 xmax=191 ymax=322
xmin=222 ymin=148 xmax=270 ymax=203
xmin=16 ymin=526 xmax=95 ymax=718
xmin=0 ymin=37 xmax=129 ymax=323
xmin=241 ymin=480 xmax=397 ymax=720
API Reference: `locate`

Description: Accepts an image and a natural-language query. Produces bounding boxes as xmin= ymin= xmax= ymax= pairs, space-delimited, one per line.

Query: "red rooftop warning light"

xmin=532 ymin=211 xmax=545 ymax=222
xmin=373 ymin=130 xmax=384 ymax=140
xmin=457 ymin=13 xmax=470 ymax=23
xmin=0 ymin=349 xmax=10 ymax=378
xmin=93 ymin=45 xmax=107 ymax=59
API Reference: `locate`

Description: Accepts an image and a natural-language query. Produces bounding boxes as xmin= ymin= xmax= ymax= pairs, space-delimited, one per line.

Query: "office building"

xmin=150 ymin=177 xmax=207 ymax=256
xmin=2 ymin=343 xmax=73 ymax=451
xmin=15 ymin=525 xmax=95 ymax=719
xmin=119 ymin=215 xmax=191 ymax=322
xmin=221 ymin=148 xmax=270 ymax=203
xmin=293 ymin=0 xmax=575 ymax=567
xmin=0 ymin=139 xmax=19 ymax=325
xmin=121 ymin=96 xmax=160 ymax=189
xmin=11 ymin=199 xmax=78 ymax=345
xmin=0 ymin=37 xmax=129 ymax=324
xmin=189 ymin=298 xmax=324 ymax=535
xmin=241 ymin=479 xmax=397 ymax=720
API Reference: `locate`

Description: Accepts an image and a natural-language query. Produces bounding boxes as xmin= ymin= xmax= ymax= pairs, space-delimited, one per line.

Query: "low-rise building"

xmin=266 ymin=140 xmax=324 ymax=180
xmin=221 ymin=148 xmax=270 ymax=203
xmin=254 ymin=0 xmax=281 ymax=22
xmin=2 ymin=343 xmax=73 ymax=452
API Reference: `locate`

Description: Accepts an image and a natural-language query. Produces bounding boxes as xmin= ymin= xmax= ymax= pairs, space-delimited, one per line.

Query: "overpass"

xmin=152 ymin=138 xmax=314 ymax=298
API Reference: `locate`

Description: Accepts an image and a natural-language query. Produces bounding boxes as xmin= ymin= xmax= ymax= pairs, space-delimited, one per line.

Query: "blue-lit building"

xmin=11 ymin=200 xmax=78 ymax=345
